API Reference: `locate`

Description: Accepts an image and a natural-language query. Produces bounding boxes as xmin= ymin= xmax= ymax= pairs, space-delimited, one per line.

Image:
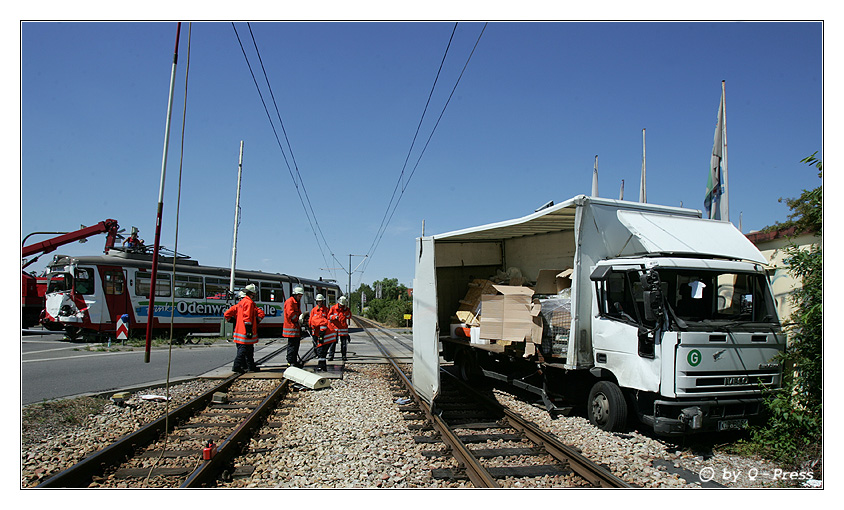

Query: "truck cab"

xmin=589 ymin=257 xmax=784 ymax=434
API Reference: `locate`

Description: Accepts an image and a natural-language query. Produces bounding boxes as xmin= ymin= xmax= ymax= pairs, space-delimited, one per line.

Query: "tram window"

xmin=136 ymin=271 xmax=171 ymax=297
xmin=260 ymin=282 xmax=285 ymax=302
xmin=304 ymin=287 xmax=315 ymax=308
xmin=175 ymin=274 xmax=203 ymax=298
xmin=205 ymin=278 xmax=229 ymax=299
xmin=75 ymin=267 xmax=95 ymax=295
xmin=103 ymin=270 xmax=124 ymax=295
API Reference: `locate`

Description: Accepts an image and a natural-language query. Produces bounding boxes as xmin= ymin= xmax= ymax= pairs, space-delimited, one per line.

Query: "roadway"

xmin=21 ymin=331 xmax=240 ymax=405
xmin=21 ymin=325 xmax=413 ymax=406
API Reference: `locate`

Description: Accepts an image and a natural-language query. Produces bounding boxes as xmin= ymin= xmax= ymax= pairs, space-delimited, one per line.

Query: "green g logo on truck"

xmin=687 ymin=349 xmax=702 ymax=367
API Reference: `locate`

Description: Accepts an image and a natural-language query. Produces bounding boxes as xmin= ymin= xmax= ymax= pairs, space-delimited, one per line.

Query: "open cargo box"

xmin=534 ymin=268 xmax=573 ymax=295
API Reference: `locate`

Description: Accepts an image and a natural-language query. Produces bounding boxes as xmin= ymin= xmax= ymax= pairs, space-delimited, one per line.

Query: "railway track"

xmin=36 ymin=346 xmax=303 ymax=488
xmin=353 ymin=317 xmax=631 ymax=488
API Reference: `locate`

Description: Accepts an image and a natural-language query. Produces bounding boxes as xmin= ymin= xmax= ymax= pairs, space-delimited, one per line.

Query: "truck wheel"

xmin=587 ymin=381 xmax=628 ymax=432
xmin=455 ymin=349 xmax=477 ymax=382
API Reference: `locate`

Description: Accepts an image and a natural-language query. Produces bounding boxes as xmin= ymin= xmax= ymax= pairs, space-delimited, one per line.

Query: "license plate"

xmin=718 ymin=418 xmax=748 ymax=431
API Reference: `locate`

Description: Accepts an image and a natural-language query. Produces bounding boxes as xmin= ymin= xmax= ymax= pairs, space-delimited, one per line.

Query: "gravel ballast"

xmin=21 ymin=364 xmax=815 ymax=489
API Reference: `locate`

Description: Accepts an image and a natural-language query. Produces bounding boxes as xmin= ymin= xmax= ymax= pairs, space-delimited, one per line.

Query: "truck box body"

xmin=412 ymin=195 xmax=784 ymax=435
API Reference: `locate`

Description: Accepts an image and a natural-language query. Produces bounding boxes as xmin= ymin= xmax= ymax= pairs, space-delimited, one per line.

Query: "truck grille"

xmin=678 ymin=370 xmax=779 ymax=395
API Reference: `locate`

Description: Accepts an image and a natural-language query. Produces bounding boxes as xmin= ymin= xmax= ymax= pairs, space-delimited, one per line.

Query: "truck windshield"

xmin=656 ymin=269 xmax=779 ymax=326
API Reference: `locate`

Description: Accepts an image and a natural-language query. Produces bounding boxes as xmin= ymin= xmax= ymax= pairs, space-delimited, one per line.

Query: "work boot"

xmin=318 ymin=359 xmax=327 ymax=372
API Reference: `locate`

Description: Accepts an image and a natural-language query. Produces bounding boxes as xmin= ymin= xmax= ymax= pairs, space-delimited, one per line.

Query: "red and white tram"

xmin=40 ymin=249 xmax=340 ymax=342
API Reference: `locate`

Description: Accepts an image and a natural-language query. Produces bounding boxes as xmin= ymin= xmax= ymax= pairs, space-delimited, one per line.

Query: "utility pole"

xmin=229 ymin=141 xmax=244 ymax=294
xmin=321 ymin=254 xmax=367 ymax=298
xmin=348 ymin=254 xmax=367 ymax=297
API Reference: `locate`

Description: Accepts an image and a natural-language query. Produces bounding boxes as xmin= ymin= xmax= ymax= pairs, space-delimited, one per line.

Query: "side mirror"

xmin=640 ymin=270 xmax=663 ymax=323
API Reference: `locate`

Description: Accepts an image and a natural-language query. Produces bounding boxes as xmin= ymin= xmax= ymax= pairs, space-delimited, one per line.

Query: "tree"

xmin=350 ymin=278 xmax=412 ymax=327
xmin=749 ymin=153 xmax=822 ymax=470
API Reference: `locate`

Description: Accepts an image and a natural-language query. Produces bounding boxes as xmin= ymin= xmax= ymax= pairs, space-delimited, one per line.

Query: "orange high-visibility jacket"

xmin=309 ymin=304 xmax=336 ymax=347
xmin=282 ymin=296 xmax=302 ymax=338
xmin=224 ymin=295 xmax=264 ymax=345
xmin=328 ymin=304 xmax=351 ymax=335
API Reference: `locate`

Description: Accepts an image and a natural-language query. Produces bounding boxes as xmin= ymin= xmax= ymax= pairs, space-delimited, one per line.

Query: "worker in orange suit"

xmin=224 ymin=283 xmax=264 ymax=374
xmin=283 ymin=286 xmax=305 ymax=368
xmin=309 ymin=294 xmax=335 ymax=372
xmin=328 ymin=295 xmax=352 ymax=361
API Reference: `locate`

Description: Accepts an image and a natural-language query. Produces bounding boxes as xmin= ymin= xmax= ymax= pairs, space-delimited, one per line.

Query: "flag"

xmin=705 ymin=82 xmax=728 ymax=221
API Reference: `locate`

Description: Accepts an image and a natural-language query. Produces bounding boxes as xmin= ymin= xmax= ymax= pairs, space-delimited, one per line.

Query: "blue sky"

xmin=20 ymin=21 xmax=823 ymax=291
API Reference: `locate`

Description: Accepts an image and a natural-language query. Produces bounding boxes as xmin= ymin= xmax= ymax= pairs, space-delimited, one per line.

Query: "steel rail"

xmin=353 ymin=317 xmax=500 ymax=488
xmin=37 ymin=345 xmax=291 ymax=488
xmin=443 ymin=371 xmax=632 ymax=488
xmin=37 ymin=373 xmax=241 ymax=488
xmin=181 ymin=378 xmax=290 ymax=487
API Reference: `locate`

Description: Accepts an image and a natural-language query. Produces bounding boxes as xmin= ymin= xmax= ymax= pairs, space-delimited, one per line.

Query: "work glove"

xmin=245 ymin=324 xmax=253 ymax=337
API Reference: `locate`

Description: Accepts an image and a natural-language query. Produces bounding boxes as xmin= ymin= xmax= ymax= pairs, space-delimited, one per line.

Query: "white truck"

xmin=411 ymin=195 xmax=784 ymax=435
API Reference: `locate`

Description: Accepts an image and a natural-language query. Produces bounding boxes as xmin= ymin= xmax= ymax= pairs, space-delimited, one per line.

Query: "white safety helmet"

xmin=338 ymin=296 xmax=347 ymax=306
xmin=244 ymin=283 xmax=257 ymax=295
xmin=316 ymin=294 xmax=325 ymax=302
xmin=293 ymin=286 xmax=304 ymax=295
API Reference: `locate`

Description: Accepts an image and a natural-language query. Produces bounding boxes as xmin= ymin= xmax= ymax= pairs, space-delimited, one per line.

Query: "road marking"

xmin=22 ymin=350 xmax=146 ymax=363
xmin=22 ymin=345 xmax=96 ymax=355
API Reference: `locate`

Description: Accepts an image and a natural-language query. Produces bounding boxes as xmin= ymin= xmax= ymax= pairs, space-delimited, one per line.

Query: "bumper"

xmin=642 ymin=397 xmax=764 ymax=435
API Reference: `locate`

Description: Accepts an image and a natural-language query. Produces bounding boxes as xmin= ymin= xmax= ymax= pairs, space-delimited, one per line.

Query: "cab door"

xmin=98 ymin=265 xmax=130 ymax=331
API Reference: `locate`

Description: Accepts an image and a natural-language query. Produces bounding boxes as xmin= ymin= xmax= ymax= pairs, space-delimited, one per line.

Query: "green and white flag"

xmin=705 ymin=81 xmax=728 ymax=221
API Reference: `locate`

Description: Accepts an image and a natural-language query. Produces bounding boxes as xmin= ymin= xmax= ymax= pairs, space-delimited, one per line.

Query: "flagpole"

xmin=640 ymin=128 xmax=647 ymax=203
xmin=721 ymin=80 xmax=729 ymax=222
xmin=592 ymin=155 xmax=599 ymax=197
xmin=145 ymin=22 xmax=181 ymax=363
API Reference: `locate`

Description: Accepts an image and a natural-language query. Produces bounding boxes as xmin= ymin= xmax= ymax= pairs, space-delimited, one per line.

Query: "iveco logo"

xmin=724 ymin=376 xmax=749 ymax=386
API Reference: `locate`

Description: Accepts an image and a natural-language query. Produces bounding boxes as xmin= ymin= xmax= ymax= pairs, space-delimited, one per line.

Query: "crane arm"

xmin=21 ymin=219 xmax=120 ymax=259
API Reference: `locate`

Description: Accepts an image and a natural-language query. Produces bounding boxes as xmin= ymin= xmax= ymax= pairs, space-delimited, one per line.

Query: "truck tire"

xmin=587 ymin=380 xmax=628 ymax=432
xmin=455 ymin=348 xmax=477 ymax=382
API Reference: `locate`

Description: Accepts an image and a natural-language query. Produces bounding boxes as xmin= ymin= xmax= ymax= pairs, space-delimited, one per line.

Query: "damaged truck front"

xmin=411 ymin=195 xmax=784 ymax=435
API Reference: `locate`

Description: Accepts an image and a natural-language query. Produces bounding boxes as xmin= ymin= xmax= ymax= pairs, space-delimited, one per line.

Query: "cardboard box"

xmin=479 ymin=285 xmax=542 ymax=344
xmin=534 ymin=268 xmax=573 ymax=295
xmin=456 ymin=279 xmax=497 ymax=326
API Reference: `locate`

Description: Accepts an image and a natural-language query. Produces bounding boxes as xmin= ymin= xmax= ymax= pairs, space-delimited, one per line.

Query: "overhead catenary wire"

xmin=364 ymin=23 xmax=458 ymax=263
xmin=231 ymin=23 xmax=337 ymax=281
xmin=358 ymin=23 xmax=488 ymax=282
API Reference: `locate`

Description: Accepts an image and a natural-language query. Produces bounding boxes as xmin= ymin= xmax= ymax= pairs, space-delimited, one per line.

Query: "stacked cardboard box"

xmin=455 ymin=279 xmax=497 ymax=327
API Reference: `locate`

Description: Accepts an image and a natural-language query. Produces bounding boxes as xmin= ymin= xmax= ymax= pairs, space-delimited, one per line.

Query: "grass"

xmin=21 ymin=396 xmax=109 ymax=446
